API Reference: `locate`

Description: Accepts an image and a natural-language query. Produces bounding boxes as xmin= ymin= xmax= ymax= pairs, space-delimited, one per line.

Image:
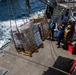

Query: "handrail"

xmin=57 ymin=3 xmax=68 ymax=9
xmin=71 ymin=14 xmax=76 ymax=21
xmin=50 ymin=5 xmax=64 ymax=23
xmin=69 ymin=8 xmax=76 ymax=21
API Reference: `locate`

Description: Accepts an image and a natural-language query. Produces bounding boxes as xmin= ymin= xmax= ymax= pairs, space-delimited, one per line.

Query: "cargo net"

xmin=12 ymin=21 xmax=44 ymax=56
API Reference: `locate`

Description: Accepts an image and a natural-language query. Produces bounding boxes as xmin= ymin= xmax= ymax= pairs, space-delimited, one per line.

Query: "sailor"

xmin=64 ymin=25 xmax=72 ymax=49
xmin=62 ymin=19 xmax=67 ymax=25
xmin=64 ymin=20 xmax=71 ymax=30
xmin=56 ymin=25 xmax=64 ymax=48
xmin=50 ymin=19 xmax=55 ymax=40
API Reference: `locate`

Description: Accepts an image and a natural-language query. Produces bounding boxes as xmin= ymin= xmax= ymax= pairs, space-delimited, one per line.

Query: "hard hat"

xmin=51 ymin=19 xmax=54 ymax=23
xmin=68 ymin=25 xmax=71 ymax=29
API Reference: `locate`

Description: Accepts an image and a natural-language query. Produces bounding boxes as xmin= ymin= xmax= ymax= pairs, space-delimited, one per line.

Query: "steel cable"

xmin=8 ymin=0 xmax=26 ymax=51
xmin=7 ymin=0 xmax=16 ymax=47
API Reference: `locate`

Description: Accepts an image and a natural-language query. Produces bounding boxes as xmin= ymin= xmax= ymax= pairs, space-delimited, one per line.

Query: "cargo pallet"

xmin=16 ymin=43 xmax=44 ymax=57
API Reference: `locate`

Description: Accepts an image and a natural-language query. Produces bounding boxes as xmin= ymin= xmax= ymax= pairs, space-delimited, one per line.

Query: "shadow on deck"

xmin=42 ymin=56 xmax=74 ymax=75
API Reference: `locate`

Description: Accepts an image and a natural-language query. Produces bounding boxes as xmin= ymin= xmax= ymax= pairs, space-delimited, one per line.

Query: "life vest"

xmin=64 ymin=29 xmax=71 ymax=39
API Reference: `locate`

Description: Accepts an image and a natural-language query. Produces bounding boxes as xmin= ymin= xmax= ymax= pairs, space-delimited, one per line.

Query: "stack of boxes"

xmin=12 ymin=21 xmax=43 ymax=55
xmin=38 ymin=16 xmax=50 ymax=40
xmin=12 ymin=15 xmax=50 ymax=56
xmin=17 ymin=22 xmax=38 ymax=53
xmin=32 ymin=24 xmax=43 ymax=47
xmin=30 ymin=16 xmax=50 ymax=41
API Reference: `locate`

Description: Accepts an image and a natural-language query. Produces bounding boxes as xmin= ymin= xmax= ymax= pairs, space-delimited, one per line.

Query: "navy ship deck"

xmin=0 ymin=40 xmax=76 ymax=75
xmin=0 ymin=0 xmax=76 ymax=75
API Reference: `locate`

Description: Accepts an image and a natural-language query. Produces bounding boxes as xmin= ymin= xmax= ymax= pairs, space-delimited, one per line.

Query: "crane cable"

xmin=8 ymin=0 xmax=26 ymax=51
xmin=14 ymin=0 xmax=38 ymax=46
xmin=14 ymin=0 xmax=29 ymax=21
xmin=14 ymin=0 xmax=45 ymax=22
xmin=15 ymin=0 xmax=36 ymax=21
xmin=9 ymin=0 xmax=25 ymax=23
xmin=7 ymin=0 xmax=16 ymax=47
xmin=8 ymin=1 xmax=42 ymax=49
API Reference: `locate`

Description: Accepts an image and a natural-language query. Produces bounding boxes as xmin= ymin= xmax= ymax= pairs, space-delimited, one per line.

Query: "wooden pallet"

xmin=18 ymin=51 xmax=32 ymax=57
xmin=16 ymin=43 xmax=44 ymax=57
xmin=15 ymin=48 xmax=32 ymax=57
xmin=35 ymin=43 xmax=44 ymax=53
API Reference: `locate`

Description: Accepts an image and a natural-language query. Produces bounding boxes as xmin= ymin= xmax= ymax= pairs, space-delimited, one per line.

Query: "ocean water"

xmin=0 ymin=0 xmax=46 ymax=48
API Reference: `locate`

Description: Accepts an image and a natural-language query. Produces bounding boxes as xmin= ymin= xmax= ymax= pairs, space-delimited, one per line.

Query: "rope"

xmin=51 ymin=41 xmax=58 ymax=57
xmin=49 ymin=41 xmax=56 ymax=62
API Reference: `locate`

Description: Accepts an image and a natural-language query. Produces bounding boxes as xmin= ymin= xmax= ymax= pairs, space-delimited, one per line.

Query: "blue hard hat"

xmin=51 ymin=19 xmax=54 ymax=23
